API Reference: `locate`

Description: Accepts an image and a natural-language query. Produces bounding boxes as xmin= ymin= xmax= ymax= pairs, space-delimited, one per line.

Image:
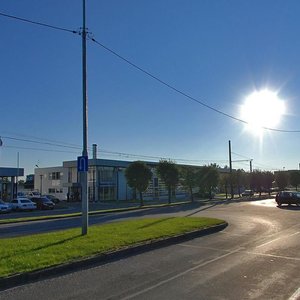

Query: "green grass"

xmin=0 ymin=217 xmax=225 ymax=278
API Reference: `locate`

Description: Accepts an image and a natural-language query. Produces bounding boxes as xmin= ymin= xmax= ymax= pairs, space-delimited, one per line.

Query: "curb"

xmin=0 ymin=222 xmax=227 ymax=291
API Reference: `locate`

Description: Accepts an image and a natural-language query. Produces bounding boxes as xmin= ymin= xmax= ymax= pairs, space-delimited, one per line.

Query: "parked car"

xmin=43 ymin=194 xmax=60 ymax=204
xmin=10 ymin=197 xmax=37 ymax=211
xmin=26 ymin=191 xmax=41 ymax=198
xmin=0 ymin=199 xmax=12 ymax=213
xmin=242 ymin=190 xmax=254 ymax=197
xmin=31 ymin=197 xmax=55 ymax=210
xmin=275 ymin=191 xmax=300 ymax=207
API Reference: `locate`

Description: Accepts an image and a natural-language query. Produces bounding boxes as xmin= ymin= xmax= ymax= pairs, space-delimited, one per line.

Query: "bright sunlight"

xmin=240 ymin=89 xmax=286 ymax=136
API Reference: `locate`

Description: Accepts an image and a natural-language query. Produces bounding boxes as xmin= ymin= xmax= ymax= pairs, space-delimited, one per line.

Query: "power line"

xmin=2 ymin=136 xmax=82 ymax=150
xmin=89 ymin=37 xmax=300 ymax=133
xmin=1 ymin=11 xmax=300 ymax=133
xmin=1 ymin=134 xmax=228 ymax=165
xmin=3 ymin=145 xmax=79 ymax=154
xmin=0 ymin=11 xmax=79 ymax=34
xmin=231 ymin=152 xmax=251 ymax=160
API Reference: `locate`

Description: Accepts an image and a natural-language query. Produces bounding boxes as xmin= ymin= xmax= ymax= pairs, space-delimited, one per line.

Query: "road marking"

xmin=121 ymin=248 xmax=242 ymax=300
xmin=288 ymin=287 xmax=300 ymax=300
xmin=179 ymin=244 xmax=300 ymax=262
xmin=256 ymin=231 xmax=300 ymax=248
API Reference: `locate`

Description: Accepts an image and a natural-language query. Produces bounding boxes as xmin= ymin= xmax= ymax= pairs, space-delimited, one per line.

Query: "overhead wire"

xmin=1 ymin=134 xmax=228 ymax=165
xmin=0 ymin=11 xmax=297 ymax=174
xmin=0 ymin=11 xmax=79 ymax=34
xmin=1 ymin=11 xmax=300 ymax=133
xmin=88 ymin=37 xmax=300 ymax=133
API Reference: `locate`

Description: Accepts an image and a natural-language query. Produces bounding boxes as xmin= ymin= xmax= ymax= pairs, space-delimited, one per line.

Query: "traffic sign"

xmin=77 ymin=156 xmax=88 ymax=172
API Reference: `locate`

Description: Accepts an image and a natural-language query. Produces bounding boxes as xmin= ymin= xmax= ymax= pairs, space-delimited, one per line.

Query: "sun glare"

xmin=240 ymin=89 xmax=286 ymax=136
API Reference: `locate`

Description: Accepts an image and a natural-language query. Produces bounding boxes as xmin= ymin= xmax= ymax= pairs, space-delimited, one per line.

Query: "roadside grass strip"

xmin=0 ymin=217 xmax=225 ymax=278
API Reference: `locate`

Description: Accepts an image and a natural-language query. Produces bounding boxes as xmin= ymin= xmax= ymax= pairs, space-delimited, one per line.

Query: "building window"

xmin=48 ymin=172 xmax=62 ymax=180
xmin=99 ymin=167 xmax=114 ymax=182
xmin=48 ymin=188 xmax=63 ymax=194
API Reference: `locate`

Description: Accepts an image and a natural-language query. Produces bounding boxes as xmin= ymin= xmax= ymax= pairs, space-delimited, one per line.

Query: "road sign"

xmin=77 ymin=156 xmax=88 ymax=172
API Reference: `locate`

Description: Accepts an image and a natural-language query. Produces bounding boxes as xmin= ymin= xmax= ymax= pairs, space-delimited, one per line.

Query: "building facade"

xmin=0 ymin=167 xmax=24 ymax=201
xmin=34 ymin=158 xmax=188 ymax=201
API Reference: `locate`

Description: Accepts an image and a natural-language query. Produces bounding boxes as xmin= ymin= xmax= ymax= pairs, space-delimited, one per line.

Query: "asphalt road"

xmin=1 ymin=198 xmax=300 ymax=300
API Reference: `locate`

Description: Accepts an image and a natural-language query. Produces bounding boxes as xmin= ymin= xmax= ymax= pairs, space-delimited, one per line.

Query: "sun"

xmin=240 ymin=89 xmax=286 ymax=136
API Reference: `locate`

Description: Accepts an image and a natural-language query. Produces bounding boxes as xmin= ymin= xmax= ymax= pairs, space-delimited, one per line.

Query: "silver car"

xmin=10 ymin=197 xmax=37 ymax=211
xmin=0 ymin=199 xmax=12 ymax=213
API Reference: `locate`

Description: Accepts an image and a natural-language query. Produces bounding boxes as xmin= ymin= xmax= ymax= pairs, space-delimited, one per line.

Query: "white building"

xmin=34 ymin=166 xmax=68 ymax=200
xmin=34 ymin=158 xmax=187 ymax=202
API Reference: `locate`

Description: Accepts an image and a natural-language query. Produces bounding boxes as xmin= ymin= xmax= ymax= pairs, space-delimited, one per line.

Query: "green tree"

xmin=261 ymin=171 xmax=274 ymax=195
xmin=275 ymin=171 xmax=289 ymax=191
xmin=180 ymin=166 xmax=198 ymax=202
xmin=250 ymin=170 xmax=264 ymax=195
xmin=232 ymin=169 xmax=247 ymax=197
xmin=197 ymin=165 xmax=219 ymax=199
xmin=219 ymin=172 xmax=230 ymax=199
xmin=157 ymin=160 xmax=179 ymax=204
xmin=125 ymin=161 xmax=152 ymax=206
xmin=289 ymin=171 xmax=300 ymax=190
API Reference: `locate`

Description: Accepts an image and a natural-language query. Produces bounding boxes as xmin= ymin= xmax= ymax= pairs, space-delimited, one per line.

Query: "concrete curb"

xmin=0 ymin=222 xmax=227 ymax=291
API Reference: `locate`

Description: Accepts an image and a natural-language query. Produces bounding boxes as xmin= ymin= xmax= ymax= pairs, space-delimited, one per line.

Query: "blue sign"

xmin=77 ymin=156 xmax=88 ymax=172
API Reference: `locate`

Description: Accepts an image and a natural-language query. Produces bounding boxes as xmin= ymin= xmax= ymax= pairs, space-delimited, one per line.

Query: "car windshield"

xmin=41 ymin=198 xmax=52 ymax=203
xmin=20 ymin=200 xmax=31 ymax=203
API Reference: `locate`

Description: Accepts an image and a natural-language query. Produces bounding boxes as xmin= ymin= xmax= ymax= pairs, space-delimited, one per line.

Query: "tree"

xmin=250 ymin=170 xmax=264 ymax=195
xmin=125 ymin=161 xmax=152 ymax=206
xmin=219 ymin=173 xmax=230 ymax=199
xmin=275 ymin=171 xmax=289 ymax=191
xmin=232 ymin=169 xmax=247 ymax=197
xmin=261 ymin=171 xmax=274 ymax=195
xmin=157 ymin=160 xmax=179 ymax=204
xmin=289 ymin=171 xmax=300 ymax=190
xmin=180 ymin=166 xmax=198 ymax=202
xmin=197 ymin=165 xmax=219 ymax=199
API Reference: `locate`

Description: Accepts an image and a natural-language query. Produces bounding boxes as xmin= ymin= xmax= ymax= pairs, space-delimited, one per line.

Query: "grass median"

xmin=0 ymin=217 xmax=225 ymax=278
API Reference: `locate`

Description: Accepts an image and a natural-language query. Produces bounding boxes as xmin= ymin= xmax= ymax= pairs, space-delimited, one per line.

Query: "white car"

xmin=10 ymin=197 xmax=37 ymax=211
xmin=0 ymin=199 xmax=12 ymax=213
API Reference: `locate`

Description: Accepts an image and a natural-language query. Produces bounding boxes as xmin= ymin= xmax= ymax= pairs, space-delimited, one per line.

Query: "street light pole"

xmin=81 ymin=0 xmax=89 ymax=235
xmin=228 ymin=140 xmax=234 ymax=199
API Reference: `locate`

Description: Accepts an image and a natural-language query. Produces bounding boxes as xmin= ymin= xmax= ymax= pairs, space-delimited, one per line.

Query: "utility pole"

xmin=81 ymin=0 xmax=89 ymax=235
xmin=16 ymin=152 xmax=19 ymax=197
xmin=250 ymin=159 xmax=253 ymax=173
xmin=228 ymin=140 xmax=234 ymax=199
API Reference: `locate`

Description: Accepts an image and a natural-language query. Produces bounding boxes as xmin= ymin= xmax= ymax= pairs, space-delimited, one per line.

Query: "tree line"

xmin=125 ymin=160 xmax=300 ymax=206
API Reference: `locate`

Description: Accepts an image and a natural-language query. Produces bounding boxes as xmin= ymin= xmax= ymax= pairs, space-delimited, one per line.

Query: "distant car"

xmin=43 ymin=194 xmax=60 ymax=204
xmin=32 ymin=197 xmax=55 ymax=210
xmin=0 ymin=199 xmax=12 ymax=213
xmin=26 ymin=191 xmax=41 ymax=198
xmin=275 ymin=191 xmax=300 ymax=207
xmin=10 ymin=197 xmax=37 ymax=211
xmin=242 ymin=190 xmax=254 ymax=197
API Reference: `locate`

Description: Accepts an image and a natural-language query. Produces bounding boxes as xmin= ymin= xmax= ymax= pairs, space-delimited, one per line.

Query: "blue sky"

xmin=1 ymin=0 xmax=300 ymax=176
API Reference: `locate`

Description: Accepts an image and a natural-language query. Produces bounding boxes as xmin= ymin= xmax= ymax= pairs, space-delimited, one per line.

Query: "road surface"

xmin=1 ymin=198 xmax=300 ymax=299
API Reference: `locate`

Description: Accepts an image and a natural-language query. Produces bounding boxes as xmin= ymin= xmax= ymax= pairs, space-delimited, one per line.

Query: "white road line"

xmin=121 ymin=248 xmax=242 ymax=300
xmin=288 ymin=287 xmax=300 ymax=300
xmin=256 ymin=231 xmax=300 ymax=248
xmin=179 ymin=244 xmax=300 ymax=262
